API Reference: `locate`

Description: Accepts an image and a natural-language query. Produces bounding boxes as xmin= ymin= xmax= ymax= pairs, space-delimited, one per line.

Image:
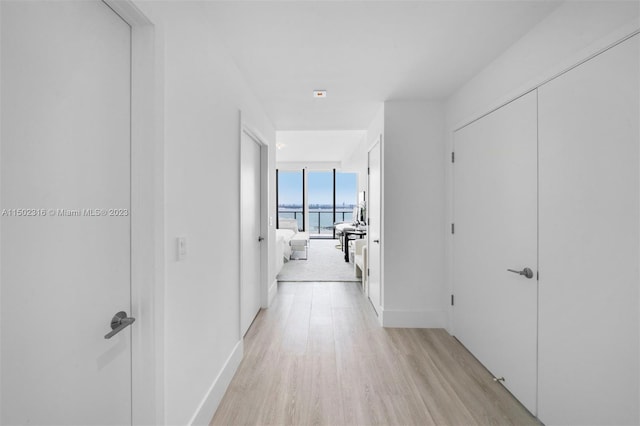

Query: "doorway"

xmin=1 ymin=1 xmax=133 ymax=423
xmin=367 ymin=138 xmax=382 ymax=314
xmin=1 ymin=1 xmax=160 ymax=424
xmin=452 ymin=92 xmax=538 ymax=414
xmin=240 ymin=129 xmax=264 ymax=336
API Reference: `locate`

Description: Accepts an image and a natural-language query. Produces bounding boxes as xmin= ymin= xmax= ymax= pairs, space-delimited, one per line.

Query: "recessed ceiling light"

xmin=313 ymin=90 xmax=327 ymax=98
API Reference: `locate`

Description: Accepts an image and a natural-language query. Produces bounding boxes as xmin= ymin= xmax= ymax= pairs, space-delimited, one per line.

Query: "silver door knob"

xmin=104 ymin=311 xmax=135 ymax=339
xmin=507 ymin=267 xmax=534 ymax=279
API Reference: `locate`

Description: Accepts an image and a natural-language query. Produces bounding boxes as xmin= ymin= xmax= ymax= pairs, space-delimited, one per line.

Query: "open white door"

xmin=367 ymin=138 xmax=382 ymax=315
xmin=1 ymin=1 xmax=132 ymax=424
xmin=240 ymin=131 xmax=263 ymax=336
xmin=453 ymin=91 xmax=538 ymax=414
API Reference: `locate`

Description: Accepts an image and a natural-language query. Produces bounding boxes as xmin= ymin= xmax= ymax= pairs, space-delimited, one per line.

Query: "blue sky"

xmin=278 ymin=170 xmax=356 ymax=206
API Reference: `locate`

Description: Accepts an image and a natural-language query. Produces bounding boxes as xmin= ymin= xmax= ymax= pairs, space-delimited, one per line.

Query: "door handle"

xmin=373 ymin=239 xmax=380 ymax=244
xmin=258 ymin=236 xmax=264 ymax=242
xmin=104 ymin=311 xmax=135 ymax=339
xmin=507 ymin=267 xmax=534 ymax=279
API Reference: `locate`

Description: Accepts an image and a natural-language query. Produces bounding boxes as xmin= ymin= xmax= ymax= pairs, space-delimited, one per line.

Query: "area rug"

xmin=277 ymin=239 xmax=359 ymax=282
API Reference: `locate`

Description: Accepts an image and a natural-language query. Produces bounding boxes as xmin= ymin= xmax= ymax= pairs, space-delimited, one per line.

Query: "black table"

xmin=344 ymin=229 xmax=366 ymax=262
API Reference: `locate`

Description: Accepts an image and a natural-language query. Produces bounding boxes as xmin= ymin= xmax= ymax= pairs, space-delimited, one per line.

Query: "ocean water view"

xmin=279 ymin=207 xmax=355 ymax=235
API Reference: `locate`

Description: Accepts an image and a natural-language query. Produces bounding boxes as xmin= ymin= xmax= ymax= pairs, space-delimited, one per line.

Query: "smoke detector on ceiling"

xmin=313 ymin=90 xmax=327 ymax=98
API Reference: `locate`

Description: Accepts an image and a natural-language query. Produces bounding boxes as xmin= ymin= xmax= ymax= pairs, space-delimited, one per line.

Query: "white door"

xmin=538 ymin=35 xmax=639 ymax=425
xmin=1 ymin=1 xmax=132 ymax=425
xmin=367 ymin=138 xmax=382 ymax=315
xmin=240 ymin=131 xmax=262 ymax=336
xmin=453 ymin=91 xmax=538 ymax=414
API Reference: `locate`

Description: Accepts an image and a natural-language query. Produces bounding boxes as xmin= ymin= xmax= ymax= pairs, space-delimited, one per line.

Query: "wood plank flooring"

xmin=211 ymin=282 xmax=539 ymax=426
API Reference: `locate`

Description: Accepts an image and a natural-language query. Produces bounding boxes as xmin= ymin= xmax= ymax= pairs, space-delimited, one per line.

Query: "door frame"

xmin=85 ymin=1 xmax=164 ymax=424
xmin=0 ymin=0 xmax=162 ymax=423
xmin=239 ymin=115 xmax=270 ymax=339
xmin=367 ymin=135 xmax=383 ymax=324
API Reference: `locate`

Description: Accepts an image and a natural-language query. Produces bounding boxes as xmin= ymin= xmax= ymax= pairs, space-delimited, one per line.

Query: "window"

xmin=308 ymin=171 xmax=333 ymax=237
xmin=308 ymin=170 xmax=357 ymax=238
xmin=336 ymin=172 xmax=358 ymax=224
xmin=276 ymin=169 xmax=358 ymax=237
xmin=276 ymin=170 xmax=304 ymax=231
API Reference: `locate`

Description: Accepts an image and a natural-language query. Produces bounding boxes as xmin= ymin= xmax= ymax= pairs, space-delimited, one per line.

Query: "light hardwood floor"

xmin=211 ymin=282 xmax=539 ymax=426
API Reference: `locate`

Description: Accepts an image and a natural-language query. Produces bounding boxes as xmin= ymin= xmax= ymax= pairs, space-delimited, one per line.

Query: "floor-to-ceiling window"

xmin=308 ymin=170 xmax=357 ymax=238
xmin=335 ymin=171 xmax=358 ymax=224
xmin=308 ymin=171 xmax=333 ymax=238
xmin=277 ymin=170 xmax=304 ymax=231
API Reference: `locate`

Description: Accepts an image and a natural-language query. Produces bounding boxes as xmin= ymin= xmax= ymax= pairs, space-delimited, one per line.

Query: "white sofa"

xmin=275 ymin=219 xmax=310 ymax=274
xmin=353 ymin=238 xmax=367 ymax=291
xmin=275 ymin=229 xmax=294 ymax=275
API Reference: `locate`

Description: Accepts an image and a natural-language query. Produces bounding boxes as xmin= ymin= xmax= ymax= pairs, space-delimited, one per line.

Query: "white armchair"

xmin=354 ymin=239 xmax=367 ymax=291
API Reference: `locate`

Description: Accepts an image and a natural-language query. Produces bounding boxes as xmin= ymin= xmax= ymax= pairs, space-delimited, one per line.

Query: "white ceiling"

xmin=206 ymin=0 xmax=562 ymax=131
xmin=276 ymin=130 xmax=366 ymax=163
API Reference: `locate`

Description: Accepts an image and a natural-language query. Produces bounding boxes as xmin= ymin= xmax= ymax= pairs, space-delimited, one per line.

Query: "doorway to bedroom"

xmin=276 ymin=168 xmax=362 ymax=282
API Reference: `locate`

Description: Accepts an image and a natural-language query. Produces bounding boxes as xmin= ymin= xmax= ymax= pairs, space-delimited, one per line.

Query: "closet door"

xmin=453 ymin=91 xmax=538 ymax=414
xmin=538 ymin=34 xmax=639 ymax=425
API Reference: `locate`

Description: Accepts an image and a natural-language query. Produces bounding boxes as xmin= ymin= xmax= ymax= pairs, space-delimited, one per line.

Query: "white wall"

xmin=444 ymin=1 xmax=640 ymax=333
xmin=381 ymin=101 xmax=446 ymax=328
xmin=446 ymin=1 xmax=640 ymax=128
xmin=343 ymin=116 xmax=381 ymax=193
xmin=343 ymin=140 xmax=368 ymax=193
xmin=353 ymin=105 xmax=385 ymax=194
xmin=365 ymin=106 xmax=384 ymax=173
xmin=276 ymin=161 xmax=340 ymax=171
xmin=132 ymin=2 xmax=275 ymax=425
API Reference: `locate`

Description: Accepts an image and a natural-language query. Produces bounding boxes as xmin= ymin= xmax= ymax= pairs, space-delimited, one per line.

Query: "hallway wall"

xmin=343 ymin=105 xmax=384 ymax=193
xmin=382 ymin=101 xmax=446 ymax=327
xmin=349 ymin=102 xmax=446 ymax=327
xmin=446 ymin=1 xmax=639 ymax=128
xmin=133 ymin=2 xmax=275 ymax=425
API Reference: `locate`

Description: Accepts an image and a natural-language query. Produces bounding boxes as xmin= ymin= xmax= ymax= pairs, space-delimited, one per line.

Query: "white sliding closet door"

xmin=453 ymin=91 xmax=538 ymax=414
xmin=538 ymin=34 xmax=639 ymax=425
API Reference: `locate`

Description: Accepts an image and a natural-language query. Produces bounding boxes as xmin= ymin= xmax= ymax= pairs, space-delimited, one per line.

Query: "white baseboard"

xmin=268 ymin=278 xmax=278 ymax=306
xmin=189 ymin=340 xmax=244 ymax=426
xmin=382 ymin=309 xmax=447 ymax=328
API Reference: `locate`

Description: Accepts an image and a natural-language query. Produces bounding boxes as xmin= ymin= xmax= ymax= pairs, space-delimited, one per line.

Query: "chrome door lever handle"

xmin=258 ymin=236 xmax=264 ymax=242
xmin=373 ymin=239 xmax=380 ymax=243
xmin=104 ymin=311 xmax=135 ymax=339
xmin=507 ymin=267 xmax=534 ymax=279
